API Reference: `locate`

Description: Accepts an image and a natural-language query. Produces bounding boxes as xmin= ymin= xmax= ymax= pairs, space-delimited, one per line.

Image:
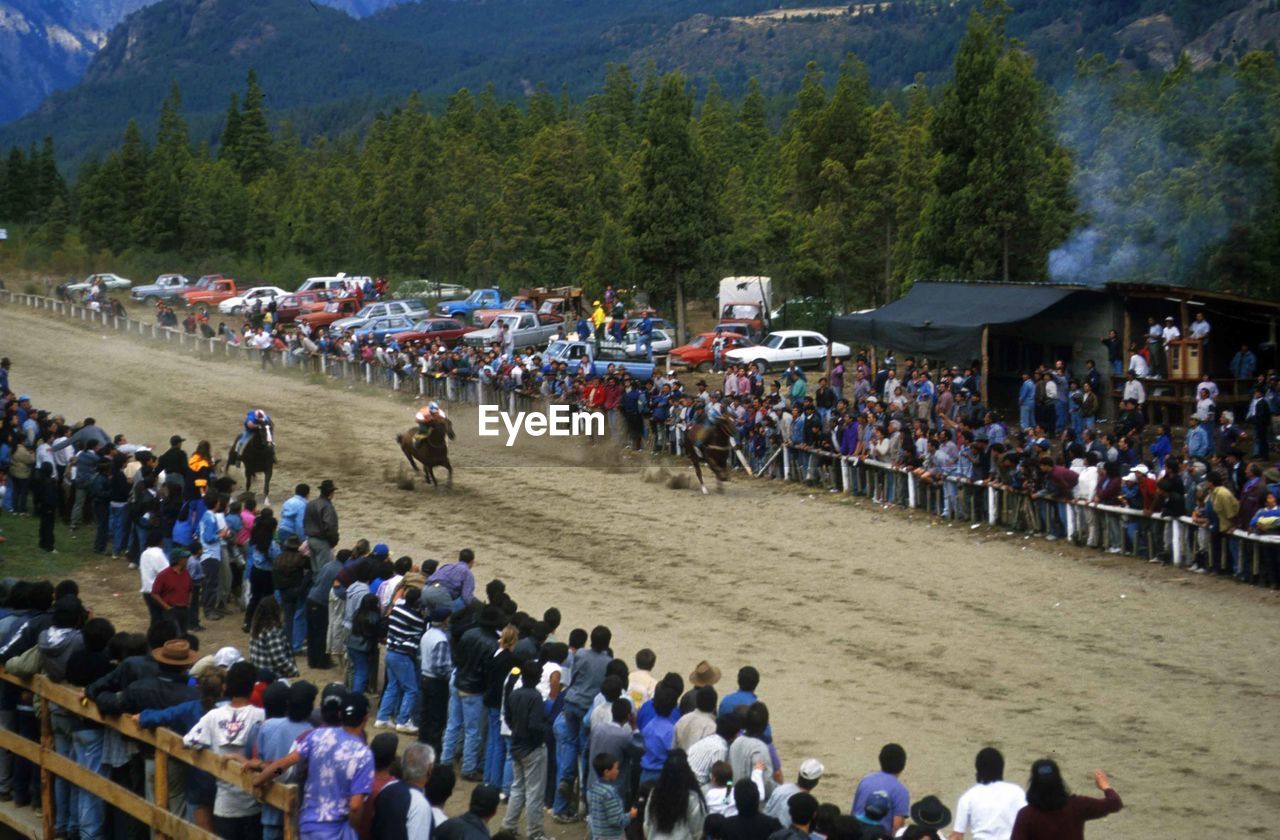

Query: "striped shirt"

xmin=686 ymin=733 xmax=728 ymax=788
xmin=385 ymin=603 xmax=426 ymax=656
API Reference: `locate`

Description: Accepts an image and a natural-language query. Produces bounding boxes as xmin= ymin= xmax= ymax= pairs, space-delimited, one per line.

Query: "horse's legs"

xmin=400 ymin=441 xmax=421 ymax=474
xmin=689 ymin=451 xmax=708 ymax=495
xmin=443 ymin=458 xmax=453 ymax=488
xmin=262 ymin=467 xmax=272 ymax=503
xmin=424 ymin=464 xmax=435 ymax=488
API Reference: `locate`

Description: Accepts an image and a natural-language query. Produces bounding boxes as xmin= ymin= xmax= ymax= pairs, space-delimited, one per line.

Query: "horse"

xmin=397 ymin=416 xmax=456 ymax=489
xmin=684 ymin=415 xmax=750 ymax=494
xmin=229 ymin=425 xmax=275 ymax=502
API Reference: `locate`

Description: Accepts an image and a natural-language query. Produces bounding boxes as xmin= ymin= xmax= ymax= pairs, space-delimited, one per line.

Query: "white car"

xmin=622 ymin=328 xmax=673 ymax=356
xmin=65 ymin=273 xmax=132 ymax=292
xmin=218 ymin=286 xmax=288 ymax=314
xmin=724 ymin=329 xmax=850 ymax=372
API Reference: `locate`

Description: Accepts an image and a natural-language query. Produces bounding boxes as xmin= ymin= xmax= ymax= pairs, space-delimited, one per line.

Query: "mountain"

xmin=4 ymin=0 xmax=1279 ymax=169
xmin=0 ymin=0 xmax=410 ymax=126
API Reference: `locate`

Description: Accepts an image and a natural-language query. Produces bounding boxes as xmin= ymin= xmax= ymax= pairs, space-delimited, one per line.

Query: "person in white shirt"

xmin=183 ymin=662 xmax=265 ymax=836
xmin=138 ymin=532 xmax=171 ymax=622
xmin=1127 ymin=349 xmax=1149 ymax=377
xmin=1161 ymin=316 xmax=1181 ymax=346
xmin=1189 ymin=311 xmax=1210 ymax=341
xmin=948 ymin=748 xmax=1026 ymax=840
xmin=1122 ymin=372 xmax=1146 ymax=406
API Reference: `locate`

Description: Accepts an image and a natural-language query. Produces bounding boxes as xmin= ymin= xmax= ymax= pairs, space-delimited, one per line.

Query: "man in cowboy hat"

xmin=303 ymin=479 xmax=339 ymax=573
xmin=680 ymin=659 xmax=721 ymax=714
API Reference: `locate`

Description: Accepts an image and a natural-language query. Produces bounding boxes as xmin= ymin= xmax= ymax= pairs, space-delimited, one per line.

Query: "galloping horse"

xmin=230 ymin=425 xmax=275 ymax=501
xmin=684 ymin=415 xmax=748 ymax=494
xmin=397 ymin=416 xmax=456 ymax=489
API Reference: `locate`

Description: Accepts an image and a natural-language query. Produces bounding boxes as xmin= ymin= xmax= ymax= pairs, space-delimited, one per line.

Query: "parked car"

xmin=352 ymin=315 xmax=420 ymax=343
xmin=435 ymin=288 xmax=502 ymax=320
xmin=472 ymin=296 xmax=539 ymax=327
xmin=544 ymin=340 xmax=655 ymax=380
xmin=463 ymin=312 xmax=563 ymax=350
xmin=218 ymin=285 xmax=288 ymax=315
xmin=389 ymin=318 xmax=477 ymax=346
xmin=65 ymin=273 xmax=132 ymax=292
xmin=130 ymin=274 xmax=195 ymax=304
xmin=329 ymin=298 xmax=432 ymax=334
xmin=724 ymin=330 xmax=849 ymax=372
xmin=181 ymin=277 xmax=242 ymax=308
xmin=394 ymin=279 xmax=471 ymax=300
xmin=297 ymin=296 xmax=364 ymax=332
xmin=297 ymin=274 xmax=369 ymax=295
xmin=669 ymin=331 xmax=756 ymax=372
xmin=272 ymin=290 xmax=334 ymax=323
xmin=620 ymin=328 xmax=673 ymax=357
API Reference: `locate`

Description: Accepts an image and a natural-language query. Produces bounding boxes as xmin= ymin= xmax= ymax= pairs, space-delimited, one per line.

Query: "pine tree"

xmin=236 ymin=70 xmax=273 ymax=182
xmin=219 ymin=93 xmax=242 ymax=166
xmin=625 ymin=73 xmax=722 ymax=343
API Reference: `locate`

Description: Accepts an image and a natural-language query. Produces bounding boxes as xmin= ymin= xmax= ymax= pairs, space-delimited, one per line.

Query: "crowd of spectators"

xmin=0 ymin=352 xmax=1133 ymax=840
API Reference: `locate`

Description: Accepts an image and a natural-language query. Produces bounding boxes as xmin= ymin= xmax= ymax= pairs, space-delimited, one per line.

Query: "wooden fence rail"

xmin=0 ymin=670 xmax=299 ymax=840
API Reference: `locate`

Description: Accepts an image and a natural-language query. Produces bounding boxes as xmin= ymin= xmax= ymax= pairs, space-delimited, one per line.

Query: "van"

xmin=297 ymin=273 xmax=370 ymax=294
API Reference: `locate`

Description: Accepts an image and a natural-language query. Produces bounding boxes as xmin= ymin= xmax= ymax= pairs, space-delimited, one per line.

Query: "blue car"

xmin=352 ymin=315 xmax=419 ymax=343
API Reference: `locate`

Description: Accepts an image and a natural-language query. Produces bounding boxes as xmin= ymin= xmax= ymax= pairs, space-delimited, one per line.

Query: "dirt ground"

xmin=2 ymin=302 xmax=1278 ymax=838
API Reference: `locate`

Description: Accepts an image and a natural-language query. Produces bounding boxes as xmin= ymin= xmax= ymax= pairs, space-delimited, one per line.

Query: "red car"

xmin=669 ymin=331 xmax=756 ymax=371
xmin=273 ymin=290 xmax=334 ymax=323
xmin=390 ymin=317 xmax=477 ymax=346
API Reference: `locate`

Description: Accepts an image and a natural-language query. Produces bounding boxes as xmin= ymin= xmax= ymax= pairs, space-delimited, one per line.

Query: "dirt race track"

xmin=3 ymin=303 xmax=1279 ymax=837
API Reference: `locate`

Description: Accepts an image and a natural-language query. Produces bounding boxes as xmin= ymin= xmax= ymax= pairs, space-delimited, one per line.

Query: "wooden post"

xmin=154 ymin=750 xmax=170 ymax=840
xmin=980 ymin=325 xmax=990 ymax=407
xmin=39 ymin=698 xmax=53 ymax=840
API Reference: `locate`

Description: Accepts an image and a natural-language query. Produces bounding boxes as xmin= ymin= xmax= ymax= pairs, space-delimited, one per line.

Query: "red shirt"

xmin=151 ymin=566 xmax=192 ymax=609
xmin=1011 ymin=789 xmax=1123 ymax=840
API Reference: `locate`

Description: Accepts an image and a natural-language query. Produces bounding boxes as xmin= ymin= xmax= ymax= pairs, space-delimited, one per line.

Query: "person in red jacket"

xmin=1011 ymin=760 xmax=1121 ymax=840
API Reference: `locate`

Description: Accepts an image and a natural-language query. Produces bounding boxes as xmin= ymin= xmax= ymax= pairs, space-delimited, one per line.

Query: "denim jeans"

xmin=1019 ymin=405 xmax=1034 ymax=430
xmin=110 ymin=502 xmax=129 ymax=555
xmin=552 ymin=702 xmax=587 ymax=814
xmin=377 ymin=651 xmax=420 ymax=726
xmin=72 ymin=727 xmax=106 ymax=840
xmin=456 ymin=692 xmax=486 ymax=774
xmin=8 ymin=477 xmax=27 ymax=515
xmin=501 ymin=745 xmax=547 ymax=840
xmin=52 ymin=712 xmax=78 ymax=835
xmin=442 ymin=675 xmax=463 ymax=763
xmin=348 ymin=645 xmax=370 ymax=693
xmin=1111 ymin=359 xmax=1122 ymax=375
xmin=483 ymin=707 xmax=505 ymax=785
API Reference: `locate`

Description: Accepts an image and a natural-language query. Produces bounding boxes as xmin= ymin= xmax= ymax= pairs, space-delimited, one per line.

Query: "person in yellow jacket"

xmin=591 ymin=300 xmax=606 ymax=344
xmin=188 ymin=441 xmax=216 ymax=494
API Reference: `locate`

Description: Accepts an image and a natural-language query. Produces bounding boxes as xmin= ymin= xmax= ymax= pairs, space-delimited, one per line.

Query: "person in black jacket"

xmin=722 ymin=777 xmax=783 ymax=840
xmin=500 ymin=660 xmax=547 ymax=840
xmin=436 ymin=784 xmax=501 ymax=840
xmin=453 ymin=606 xmax=502 ymax=781
xmin=33 ymin=463 xmax=59 ymax=553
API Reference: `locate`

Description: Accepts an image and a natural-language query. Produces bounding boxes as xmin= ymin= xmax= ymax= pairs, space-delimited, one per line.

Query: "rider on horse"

xmin=415 ymin=402 xmax=446 ymax=440
xmin=232 ymin=409 xmax=273 ymax=465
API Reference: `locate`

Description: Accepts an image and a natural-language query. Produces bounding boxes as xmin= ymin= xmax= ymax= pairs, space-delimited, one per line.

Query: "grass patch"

xmin=0 ymin=512 xmax=90 ymax=580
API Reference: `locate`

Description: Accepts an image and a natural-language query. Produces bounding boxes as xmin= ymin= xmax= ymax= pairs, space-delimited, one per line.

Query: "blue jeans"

xmin=1111 ymin=359 xmax=1122 ymax=375
xmin=110 ymin=503 xmax=129 ymax=555
xmin=348 ymin=645 xmax=369 ymax=693
xmin=52 ymin=714 xmax=78 ymax=834
xmin=93 ymin=499 xmax=111 ymax=553
xmin=552 ymin=703 xmax=587 ymax=814
xmin=484 ymin=707 xmax=506 ymax=786
xmin=457 ymin=692 xmax=486 ymax=774
xmin=1019 ymin=405 xmax=1034 ymax=430
xmin=442 ymin=675 xmax=463 ymax=762
xmin=72 ymin=727 xmax=106 ymax=840
xmin=377 ymin=651 xmax=420 ymax=726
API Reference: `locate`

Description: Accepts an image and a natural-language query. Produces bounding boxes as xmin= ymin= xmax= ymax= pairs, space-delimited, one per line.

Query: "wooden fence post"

xmin=39 ymin=698 xmax=53 ymax=840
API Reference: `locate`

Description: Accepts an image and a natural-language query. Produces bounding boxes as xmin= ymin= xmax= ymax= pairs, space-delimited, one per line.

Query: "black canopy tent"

xmin=827 ymin=281 xmax=1089 ymax=404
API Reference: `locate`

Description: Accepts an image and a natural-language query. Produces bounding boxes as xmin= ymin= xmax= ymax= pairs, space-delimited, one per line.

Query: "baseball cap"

xmin=170 ymin=435 xmax=185 ymax=446
xmin=212 ymin=647 xmax=245 ymax=669
xmin=863 ymin=792 xmax=891 ymax=821
xmin=341 ymin=692 xmax=369 ymax=726
xmin=470 ymin=784 xmax=502 ymax=816
xmin=372 ymin=543 xmax=390 ymax=557
xmin=798 ymin=758 xmax=824 ymax=782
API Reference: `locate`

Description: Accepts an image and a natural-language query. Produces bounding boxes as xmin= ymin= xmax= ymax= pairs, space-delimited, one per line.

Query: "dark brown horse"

xmin=684 ymin=415 xmax=748 ymax=494
xmin=397 ymin=416 xmax=455 ymax=489
xmin=229 ymin=425 xmax=274 ymax=502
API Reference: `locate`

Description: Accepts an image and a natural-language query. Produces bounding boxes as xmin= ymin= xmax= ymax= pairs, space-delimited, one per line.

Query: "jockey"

xmin=234 ymin=409 xmax=272 ymax=462
xmin=415 ymin=401 xmax=446 ymax=433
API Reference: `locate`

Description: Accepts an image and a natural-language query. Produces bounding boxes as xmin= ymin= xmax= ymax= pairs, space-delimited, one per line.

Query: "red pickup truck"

xmin=181 ymin=277 xmax=241 ymax=309
xmin=297 ymin=296 xmax=363 ymax=332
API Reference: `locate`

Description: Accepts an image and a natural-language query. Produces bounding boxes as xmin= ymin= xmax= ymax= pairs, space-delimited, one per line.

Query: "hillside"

xmin=0 ymin=0 xmax=410 ymax=125
xmin=5 ymin=0 xmax=1280 ymax=169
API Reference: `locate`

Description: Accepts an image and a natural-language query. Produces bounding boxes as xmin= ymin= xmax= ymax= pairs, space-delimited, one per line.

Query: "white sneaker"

xmin=373 ymin=719 xmax=393 ymax=730
xmin=395 ymin=723 xmax=419 ymax=735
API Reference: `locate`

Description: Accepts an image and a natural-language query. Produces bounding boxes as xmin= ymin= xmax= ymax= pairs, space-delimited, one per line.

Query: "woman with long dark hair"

xmin=644 ymin=749 xmax=706 ymax=840
xmin=242 ymin=507 xmax=279 ymax=631
xmin=1010 ymin=759 xmax=1122 ymax=840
